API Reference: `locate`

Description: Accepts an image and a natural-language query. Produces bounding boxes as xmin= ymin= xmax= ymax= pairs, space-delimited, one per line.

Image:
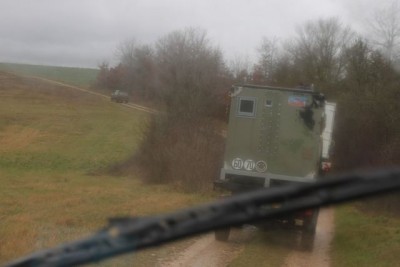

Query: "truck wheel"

xmin=305 ymin=209 xmax=319 ymax=234
xmin=215 ymin=228 xmax=230 ymax=241
xmin=299 ymin=209 xmax=319 ymax=250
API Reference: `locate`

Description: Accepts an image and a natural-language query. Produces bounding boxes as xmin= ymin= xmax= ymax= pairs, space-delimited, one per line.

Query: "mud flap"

xmin=298 ymin=231 xmax=315 ymax=251
xmin=299 ymin=209 xmax=319 ymax=250
xmin=304 ymin=209 xmax=319 ymax=234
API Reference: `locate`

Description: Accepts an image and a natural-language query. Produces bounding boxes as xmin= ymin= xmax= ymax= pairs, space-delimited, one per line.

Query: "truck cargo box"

xmin=216 ymin=84 xmax=326 ymax=192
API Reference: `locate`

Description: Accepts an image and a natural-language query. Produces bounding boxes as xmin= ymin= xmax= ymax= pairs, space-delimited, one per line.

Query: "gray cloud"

xmin=0 ymin=0 xmax=391 ymax=68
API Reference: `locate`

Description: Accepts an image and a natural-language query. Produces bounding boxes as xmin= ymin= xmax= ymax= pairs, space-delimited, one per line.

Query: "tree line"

xmin=100 ymin=6 xmax=399 ymax=211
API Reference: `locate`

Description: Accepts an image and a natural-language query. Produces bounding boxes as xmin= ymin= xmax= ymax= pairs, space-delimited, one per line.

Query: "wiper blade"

xmin=6 ymin=168 xmax=400 ymax=267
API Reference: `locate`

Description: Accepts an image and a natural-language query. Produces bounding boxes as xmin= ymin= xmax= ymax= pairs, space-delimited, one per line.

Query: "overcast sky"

xmin=0 ymin=0 xmax=393 ymax=68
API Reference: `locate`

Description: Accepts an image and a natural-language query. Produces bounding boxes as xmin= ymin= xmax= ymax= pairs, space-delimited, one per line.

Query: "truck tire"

xmin=305 ymin=209 xmax=319 ymax=234
xmin=299 ymin=209 xmax=319 ymax=250
xmin=214 ymin=228 xmax=230 ymax=241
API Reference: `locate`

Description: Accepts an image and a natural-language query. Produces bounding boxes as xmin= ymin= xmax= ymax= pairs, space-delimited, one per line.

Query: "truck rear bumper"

xmin=215 ymin=169 xmax=316 ymax=193
xmin=213 ymin=178 xmax=260 ymax=192
xmin=214 ymin=169 xmax=320 ymax=233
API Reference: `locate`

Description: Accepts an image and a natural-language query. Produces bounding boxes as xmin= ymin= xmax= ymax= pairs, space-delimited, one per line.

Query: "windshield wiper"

xmin=6 ymin=168 xmax=400 ymax=267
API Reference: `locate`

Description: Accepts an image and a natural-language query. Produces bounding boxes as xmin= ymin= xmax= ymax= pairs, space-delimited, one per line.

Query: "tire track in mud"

xmin=282 ymin=208 xmax=334 ymax=267
xmin=160 ymin=227 xmax=257 ymax=267
xmin=159 ymin=209 xmax=334 ymax=267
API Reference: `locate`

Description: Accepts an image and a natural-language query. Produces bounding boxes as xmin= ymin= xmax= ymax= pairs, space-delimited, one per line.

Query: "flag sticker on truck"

xmin=288 ymin=95 xmax=307 ymax=107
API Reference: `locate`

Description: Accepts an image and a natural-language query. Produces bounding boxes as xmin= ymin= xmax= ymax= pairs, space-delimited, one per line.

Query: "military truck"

xmin=214 ymin=84 xmax=333 ymax=246
xmin=111 ymin=90 xmax=129 ymax=103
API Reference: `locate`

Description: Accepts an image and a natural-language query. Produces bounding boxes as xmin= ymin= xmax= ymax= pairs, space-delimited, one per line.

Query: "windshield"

xmin=1 ymin=1 xmax=399 ymax=266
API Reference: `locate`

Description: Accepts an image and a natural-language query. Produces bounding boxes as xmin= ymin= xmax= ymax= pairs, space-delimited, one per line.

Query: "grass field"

xmin=0 ymin=62 xmax=98 ymax=87
xmin=332 ymin=204 xmax=400 ymax=267
xmin=0 ymin=71 xmax=206 ymax=266
xmin=0 ymin=69 xmax=294 ymax=267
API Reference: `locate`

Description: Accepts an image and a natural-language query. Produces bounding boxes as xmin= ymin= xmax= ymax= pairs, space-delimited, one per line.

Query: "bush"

xmin=136 ymin=115 xmax=224 ymax=192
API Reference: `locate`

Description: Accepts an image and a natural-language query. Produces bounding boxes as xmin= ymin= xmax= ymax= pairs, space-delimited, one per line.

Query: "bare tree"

xmin=130 ymin=45 xmax=156 ymax=99
xmin=253 ymin=18 xmax=354 ymax=91
xmin=367 ymin=1 xmax=400 ymax=62
xmin=137 ymin=28 xmax=227 ymax=190
xmin=287 ymin=18 xmax=354 ymax=90
xmin=228 ymin=54 xmax=252 ymax=83
xmin=155 ymin=28 xmax=225 ymax=119
xmin=96 ymin=61 xmax=110 ymax=88
xmin=255 ymin=37 xmax=280 ymax=83
xmin=115 ymin=39 xmax=137 ymax=67
xmin=114 ymin=39 xmax=156 ymax=97
xmin=343 ymin=38 xmax=373 ymax=90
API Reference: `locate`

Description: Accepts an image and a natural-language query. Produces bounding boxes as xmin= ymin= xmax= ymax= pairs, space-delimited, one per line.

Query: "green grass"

xmin=0 ymin=76 xmax=138 ymax=172
xmin=332 ymin=205 xmax=400 ymax=267
xmin=0 ymin=71 xmax=207 ymax=266
xmin=0 ymin=62 xmax=99 ymax=87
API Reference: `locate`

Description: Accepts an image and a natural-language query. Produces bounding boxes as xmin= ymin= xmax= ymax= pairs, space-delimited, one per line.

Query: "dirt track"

xmin=160 ymin=227 xmax=257 ymax=267
xmin=282 ymin=208 xmax=334 ymax=267
xmin=161 ymin=208 xmax=334 ymax=267
xmin=6 ymin=72 xmax=158 ymax=114
xmin=35 ymin=76 xmax=158 ymax=114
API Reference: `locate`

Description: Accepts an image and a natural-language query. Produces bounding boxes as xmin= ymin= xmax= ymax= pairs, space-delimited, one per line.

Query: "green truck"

xmin=214 ymin=84 xmax=333 ymax=246
xmin=111 ymin=90 xmax=129 ymax=103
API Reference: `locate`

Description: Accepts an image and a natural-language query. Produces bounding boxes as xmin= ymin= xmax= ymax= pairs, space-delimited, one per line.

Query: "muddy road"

xmin=282 ymin=208 xmax=334 ymax=267
xmin=159 ymin=227 xmax=257 ymax=267
xmin=160 ymin=208 xmax=334 ymax=267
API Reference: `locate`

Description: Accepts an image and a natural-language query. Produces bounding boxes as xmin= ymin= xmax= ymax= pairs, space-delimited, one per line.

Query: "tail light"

xmin=303 ymin=209 xmax=313 ymax=217
xmin=322 ymin=161 xmax=332 ymax=172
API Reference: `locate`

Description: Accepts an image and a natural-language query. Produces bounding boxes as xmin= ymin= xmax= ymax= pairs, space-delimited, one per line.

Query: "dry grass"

xmin=332 ymin=205 xmax=400 ymax=267
xmin=0 ymin=71 xmax=208 ymax=265
xmin=0 ymin=171 xmax=206 ymax=264
xmin=135 ymin=116 xmax=225 ymax=192
xmin=0 ymin=126 xmax=44 ymax=152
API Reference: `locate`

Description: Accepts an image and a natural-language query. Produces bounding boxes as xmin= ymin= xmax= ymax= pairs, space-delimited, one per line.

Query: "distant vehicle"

xmin=111 ymin=90 xmax=129 ymax=103
xmin=214 ymin=84 xmax=335 ymax=248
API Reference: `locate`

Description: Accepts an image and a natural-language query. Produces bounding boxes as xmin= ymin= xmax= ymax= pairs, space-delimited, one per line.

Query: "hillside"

xmin=0 ymin=71 xmax=206 ymax=266
xmin=0 ymin=62 xmax=98 ymax=87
